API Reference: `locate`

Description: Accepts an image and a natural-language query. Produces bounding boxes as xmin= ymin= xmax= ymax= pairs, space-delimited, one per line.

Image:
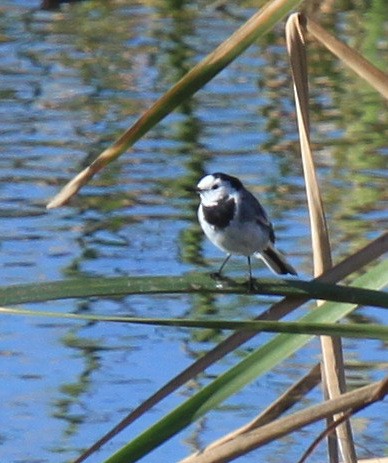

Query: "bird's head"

xmin=196 ymin=172 xmax=242 ymax=206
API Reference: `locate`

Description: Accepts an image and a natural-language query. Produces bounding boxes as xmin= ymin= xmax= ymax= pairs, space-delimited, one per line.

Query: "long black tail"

xmin=255 ymin=243 xmax=297 ymax=276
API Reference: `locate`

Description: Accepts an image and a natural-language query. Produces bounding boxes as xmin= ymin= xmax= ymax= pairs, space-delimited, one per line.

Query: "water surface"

xmin=1 ymin=1 xmax=387 ymax=462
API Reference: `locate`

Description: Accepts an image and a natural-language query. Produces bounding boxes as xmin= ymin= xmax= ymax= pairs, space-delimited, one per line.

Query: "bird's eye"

xmin=211 ymin=184 xmax=219 ymax=190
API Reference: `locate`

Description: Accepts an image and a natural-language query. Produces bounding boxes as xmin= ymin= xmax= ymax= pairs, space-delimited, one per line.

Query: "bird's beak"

xmin=184 ymin=186 xmax=200 ymax=195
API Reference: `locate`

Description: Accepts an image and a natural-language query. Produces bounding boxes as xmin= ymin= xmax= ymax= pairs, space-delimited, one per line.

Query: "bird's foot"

xmin=209 ymin=272 xmax=236 ymax=287
xmin=247 ymin=277 xmax=257 ymax=292
xmin=210 ymin=271 xmax=222 ymax=280
xmin=209 ymin=271 xmax=230 ymax=283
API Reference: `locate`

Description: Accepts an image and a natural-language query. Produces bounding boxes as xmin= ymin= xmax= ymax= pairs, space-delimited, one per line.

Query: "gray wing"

xmin=239 ymin=189 xmax=276 ymax=243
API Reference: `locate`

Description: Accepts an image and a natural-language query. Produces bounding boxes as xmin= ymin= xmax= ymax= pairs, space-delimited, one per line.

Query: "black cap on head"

xmin=212 ymin=172 xmax=243 ymax=191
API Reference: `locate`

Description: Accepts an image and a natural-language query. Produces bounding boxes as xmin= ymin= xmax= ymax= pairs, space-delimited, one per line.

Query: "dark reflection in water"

xmin=1 ymin=1 xmax=387 ymax=462
xmin=41 ymin=0 xmax=86 ymax=11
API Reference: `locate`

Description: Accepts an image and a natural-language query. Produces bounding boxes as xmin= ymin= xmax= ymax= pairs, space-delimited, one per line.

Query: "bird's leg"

xmin=217 ymin=253 xmax=231 ymax=276
xmin=210 ymin=254 xmax=236 ymax=286
xmin=247 ymin=256 xmax=255 ymax=291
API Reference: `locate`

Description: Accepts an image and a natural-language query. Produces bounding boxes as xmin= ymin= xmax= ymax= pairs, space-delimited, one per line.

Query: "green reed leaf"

xmin=101 ymin=259 xmax=387 ymax=463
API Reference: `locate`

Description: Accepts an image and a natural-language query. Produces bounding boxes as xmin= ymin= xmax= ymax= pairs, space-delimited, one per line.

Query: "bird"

xmin=196 ymin=172 xmax=297 ymax=286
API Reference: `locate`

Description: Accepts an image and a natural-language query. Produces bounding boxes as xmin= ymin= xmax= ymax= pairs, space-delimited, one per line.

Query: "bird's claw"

xmin=247 ymin=277 xmax=257 ymax=292
xmin=209 ymin=272 xmax=237 ymax=288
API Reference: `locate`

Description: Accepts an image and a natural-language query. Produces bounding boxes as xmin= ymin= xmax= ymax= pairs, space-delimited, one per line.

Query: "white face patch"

xmin=197 ymin=175 xmax=235 ymax=207
xmin=196 ymin=174 xmax=216 ymax=191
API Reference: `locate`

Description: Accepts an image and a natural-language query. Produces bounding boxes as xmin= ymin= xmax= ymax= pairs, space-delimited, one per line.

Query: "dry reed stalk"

xmin=286 ymin=13 xmax=357 ymax=463
xmin=204 ymin=364 xmax=321 ymax=451
xmin=178 ymin=379 xmax=387 ymax=463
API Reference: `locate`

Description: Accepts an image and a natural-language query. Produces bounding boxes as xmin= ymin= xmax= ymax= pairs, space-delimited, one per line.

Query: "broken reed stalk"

xmin=286 ymin=13 xmax=357 ymax=463
xmin=305 ymin=17 xmax=388 ymax=100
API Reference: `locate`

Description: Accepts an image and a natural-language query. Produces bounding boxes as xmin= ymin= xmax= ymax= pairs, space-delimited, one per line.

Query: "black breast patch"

xmin=202 ymin=197 xmax=236 ymax=229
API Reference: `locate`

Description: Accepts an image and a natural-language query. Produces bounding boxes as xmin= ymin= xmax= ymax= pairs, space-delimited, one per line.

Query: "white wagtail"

xmin=196 ymin=172 xmax=297 ymax=285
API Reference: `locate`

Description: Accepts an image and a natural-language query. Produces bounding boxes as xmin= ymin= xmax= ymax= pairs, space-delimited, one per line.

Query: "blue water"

xmin=1 ymin=1 xmax=387 ymax=462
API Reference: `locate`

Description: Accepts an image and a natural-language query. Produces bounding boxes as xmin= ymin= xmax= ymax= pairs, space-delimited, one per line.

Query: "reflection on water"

xmin=1 ymin=1 xmax=387 ymax=462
